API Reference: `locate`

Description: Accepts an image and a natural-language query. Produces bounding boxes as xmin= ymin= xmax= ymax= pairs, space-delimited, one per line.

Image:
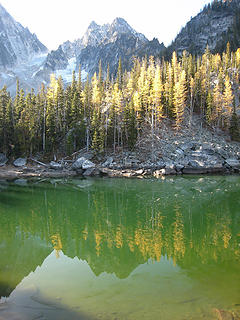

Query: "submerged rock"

xmin=14 ymin=178 xmax=28 ymax=186
xmin=72 ymin=179 xmax=94 ymax=189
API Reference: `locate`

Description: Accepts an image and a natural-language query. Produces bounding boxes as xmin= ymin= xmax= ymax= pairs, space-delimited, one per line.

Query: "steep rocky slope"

xmin=0 ymin=3 xmax=48 ymax=93
xmin=0 ymin=3 xmax=47 ymax=68
xmin=168 ymin=0 xmax=240 ymax=55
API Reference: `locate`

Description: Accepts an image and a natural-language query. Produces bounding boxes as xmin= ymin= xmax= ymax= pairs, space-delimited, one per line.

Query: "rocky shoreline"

xmin=1 ymin=122 xmax=240 ymax=180
xmin=0 ymin=147 xmax=240 ymax=181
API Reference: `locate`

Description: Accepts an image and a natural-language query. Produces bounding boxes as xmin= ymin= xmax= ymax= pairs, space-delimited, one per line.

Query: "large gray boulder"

xmin=72 ymin=157 xmax=96 ymax=170
xmin=83 ymin=167 xmax=100 ymax=176
xmin=72 ymin=157 xmax=86 ymax=170
xmin=224 ymin=158 xmax=240 ymax=168
xmin=82 ymin=159 xmax=95 ymax=170
xmin=182 ymin=167 xmax=209 ymax=174
xmin=13 ymin=158 xmax=27 ymax=167
xmin=188 ymin=159 xmax=205 ymax=168
xmin=0 ymin=153 xmax=8 ymax=166
xmin=102 ymin=157 xmax=114 ymax=168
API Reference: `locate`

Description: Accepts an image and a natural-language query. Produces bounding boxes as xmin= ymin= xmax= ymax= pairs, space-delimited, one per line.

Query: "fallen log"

xmin=29 ymin=158 xmax=49 ymax=167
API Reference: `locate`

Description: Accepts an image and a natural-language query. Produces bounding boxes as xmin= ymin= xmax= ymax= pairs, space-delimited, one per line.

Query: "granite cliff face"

xmin=0 ymin=3 xmax=47 ymax=69
xmin=168 ymin=0 xmax=240 ymax=55
xmin=0 ymin=3 xmax=48 ymax=93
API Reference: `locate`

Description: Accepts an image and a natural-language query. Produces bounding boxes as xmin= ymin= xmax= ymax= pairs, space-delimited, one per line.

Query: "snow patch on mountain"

xmin=42 ymin=17 xmax=154 ymax=82
xmin=55 ymin=57 xmax=88 ymax=83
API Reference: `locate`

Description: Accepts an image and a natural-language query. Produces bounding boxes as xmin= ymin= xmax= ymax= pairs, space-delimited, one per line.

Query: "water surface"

xmin=0 ymin=176 xmax=239 ymax=319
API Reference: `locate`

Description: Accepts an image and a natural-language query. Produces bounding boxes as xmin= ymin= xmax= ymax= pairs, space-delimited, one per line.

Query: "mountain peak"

xmin=110 ymin=17 xmax=135 ymax=34
xmin=0 ymin=3 xmax=8 ymax=16
xmin=108 ymin=17 xmax=148 ymax=43
xmin=88 ymin=21 xmax=99 ymax=29
xmin=112 ymin=17 xmax=129 ymax=26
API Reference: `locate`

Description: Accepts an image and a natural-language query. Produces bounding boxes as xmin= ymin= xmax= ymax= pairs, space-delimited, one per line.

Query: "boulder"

xmin=203 ymin=148 xmax=216 ymax=156
xmin=154 ymin=168 xmax=176 ymax=176
xmin=50 ymin=161 xmax=62 ymax=170
xmin=0 ymin=153 xmax=8 ymax=166
xmin=175 ymin=164 xmax=184 ymax=172
xmin=124 ymin=158 xmax=133 ymax=168
xmin=102 ymin=157 xmax=114 ymax=167
xmin=72 ymin=157 xmax=86 ymax=170
xmin=180 ymin=142 xmax=199 ymax=152
xmin=83 ymin=167 xmax=100 ymax=176
xmin=207 ymin=167 xmax=225 ymax=174
xmin=13 ymin=158 xmax=27 ymax=167
xmin=82 ymin=159 xmax=96 ymax=170
xmin=175 ymin=148 xmax=184 ymax=156
xmin=182 ymin=167 xmax=209 ymax=174
xmin=156 ymin=160 xmax=166 ymax=169
xmin=75 ymin=168 xmax=83 ymax=175
xmin=224 ymin=158 xmax=240 ymax=168
xmin=165 ymin=161 xmax=175 ymax=170
xmin=188 ymin=160 xmax=205 ymax=168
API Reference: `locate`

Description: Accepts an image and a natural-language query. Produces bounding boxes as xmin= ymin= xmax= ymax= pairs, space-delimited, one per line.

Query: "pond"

xmin=0 ymin=176 xmax=239 ymax=320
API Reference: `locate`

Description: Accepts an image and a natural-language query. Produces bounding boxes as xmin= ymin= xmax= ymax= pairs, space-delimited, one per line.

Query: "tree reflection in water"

xmin=0 ymin=176 xmax=239 ymax=319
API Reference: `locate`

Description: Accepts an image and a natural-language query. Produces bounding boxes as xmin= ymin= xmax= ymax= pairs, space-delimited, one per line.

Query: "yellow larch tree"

xmin=173 ymin=70 xmax=187 ymax=130
xmin=223 ymin=75 xmax=233 ymax=127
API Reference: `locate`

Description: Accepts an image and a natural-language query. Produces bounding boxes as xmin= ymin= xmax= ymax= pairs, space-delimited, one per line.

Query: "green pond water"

xmin=0 ymin=176 xmax=239 ymax=320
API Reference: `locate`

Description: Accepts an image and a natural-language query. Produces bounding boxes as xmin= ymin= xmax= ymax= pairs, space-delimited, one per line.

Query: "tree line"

xmin=0 ymin=44 xmax=239 ymax=158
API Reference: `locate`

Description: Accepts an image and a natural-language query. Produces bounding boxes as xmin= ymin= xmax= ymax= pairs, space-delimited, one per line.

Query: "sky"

xmin=1 ymin=0 xmax=212 ymax=50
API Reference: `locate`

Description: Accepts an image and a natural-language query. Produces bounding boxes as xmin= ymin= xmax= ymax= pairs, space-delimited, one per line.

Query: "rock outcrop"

xmin=168 ymin=0 xmax=240 ymax=55
xmin=0 ymin=4 xmax=47 ymax=69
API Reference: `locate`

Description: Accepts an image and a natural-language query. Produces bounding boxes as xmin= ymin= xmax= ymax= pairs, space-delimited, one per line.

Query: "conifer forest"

xmin=0 ymin=44 xmax=239 ymax=158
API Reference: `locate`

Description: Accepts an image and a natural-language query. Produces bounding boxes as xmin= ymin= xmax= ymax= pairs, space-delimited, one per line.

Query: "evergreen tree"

xmin=223 ymin=75 xmax=233 ymax=127
xmin=229 ymin=110 xmax=240 ymax=141
xmin=0 ymin=44 xmax=239 ymax=156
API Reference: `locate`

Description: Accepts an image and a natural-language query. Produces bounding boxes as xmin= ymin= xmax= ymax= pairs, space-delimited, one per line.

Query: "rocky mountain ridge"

xmin=42 ymin=17 xmax=164 ymax=80
xmin=0 ymin=3 xmax=47 ymax=68
xmin=168 ymin=0 xmax=240 ymax=55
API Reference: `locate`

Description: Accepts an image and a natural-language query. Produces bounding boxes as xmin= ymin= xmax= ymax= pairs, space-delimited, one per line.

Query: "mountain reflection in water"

xmin=0 ymin=176 xmax=239 ymax=319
